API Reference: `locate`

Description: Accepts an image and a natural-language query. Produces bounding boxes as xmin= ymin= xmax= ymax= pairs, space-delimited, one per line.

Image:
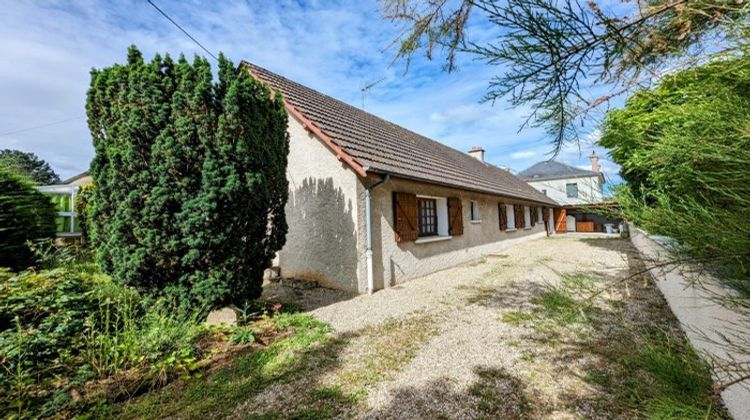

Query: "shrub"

xmin=86 ymin=46 xmax=289 ymax=308
xmin=0 ymin=264 xmax=207 ymax=416
xmin=601 ymin=55 xmax=750 ymax=295
xmin=0 ymin=170 xmax=56 ymax=270
xmin=74 ymin=183 xmax=94 ymax=244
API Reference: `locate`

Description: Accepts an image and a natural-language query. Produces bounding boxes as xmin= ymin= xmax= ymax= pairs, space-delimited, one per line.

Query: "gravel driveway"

xmin=242 ymin=235 xmax=725 ymax=419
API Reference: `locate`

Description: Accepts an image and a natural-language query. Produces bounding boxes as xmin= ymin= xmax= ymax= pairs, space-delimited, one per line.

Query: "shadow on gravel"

xmin=361 ymin=366 xmax=530 ymax=419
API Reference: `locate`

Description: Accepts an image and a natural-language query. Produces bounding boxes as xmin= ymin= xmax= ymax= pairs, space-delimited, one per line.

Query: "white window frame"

xmin=35 ymin=184 xmax=81 ymax=237
xmin=523 ymin=206 xmax=532 ymax=229
xmin=505 ymin=204 xmax=516 ymax=231
xmin=470 ymin=200 xmax=481 ymax=223
xmin=414 ymin=195 xmax=452 ymax=243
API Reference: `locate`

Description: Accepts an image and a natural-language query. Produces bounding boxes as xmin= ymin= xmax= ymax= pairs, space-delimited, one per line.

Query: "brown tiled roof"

xmin=242 ymin=62 xmax=557 ymax=206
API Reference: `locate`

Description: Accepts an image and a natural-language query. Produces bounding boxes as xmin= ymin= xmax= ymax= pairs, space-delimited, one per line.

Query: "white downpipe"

xmin=365 ymin=189 xmax=374 ymax=294
xmin=365 ymin=174 xmax=389 ymax=294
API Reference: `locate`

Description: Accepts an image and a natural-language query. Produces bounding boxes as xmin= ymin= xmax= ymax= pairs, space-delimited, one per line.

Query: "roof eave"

xmin=366 ymin=168 xmax=558 ymax=207
xmin=523 ymin=172 xmax=601 ymax=183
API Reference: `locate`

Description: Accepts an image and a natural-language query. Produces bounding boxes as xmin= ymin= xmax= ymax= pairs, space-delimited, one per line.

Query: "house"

xmin=36 ymin=171 xmax=92 ymax=237
xmin=518 ymin=156 xmax=618 ymax=233
xmin=243 ymin=62 xmax=558 ymax=294
xmin=518 ymin=156 xmax=604 ymax=205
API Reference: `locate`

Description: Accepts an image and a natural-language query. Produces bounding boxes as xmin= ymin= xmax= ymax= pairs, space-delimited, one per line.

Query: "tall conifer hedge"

xmin=0 ymin=170 xmax=56 ymax=270
xmin=86 ymin=46 xmax=289 ymax=306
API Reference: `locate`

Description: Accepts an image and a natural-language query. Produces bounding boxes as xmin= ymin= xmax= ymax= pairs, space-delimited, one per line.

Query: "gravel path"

xmin=242 ymin=234 xmax=721 ymax=418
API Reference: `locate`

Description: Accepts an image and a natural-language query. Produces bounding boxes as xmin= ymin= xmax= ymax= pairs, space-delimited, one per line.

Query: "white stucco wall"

xmin=276 ymin=117 xmax=362 ymax=292
xmin=527 ymin=175 xmax=603 ymax=205
xmin=365 ymin=176 xmax=551 ymax=290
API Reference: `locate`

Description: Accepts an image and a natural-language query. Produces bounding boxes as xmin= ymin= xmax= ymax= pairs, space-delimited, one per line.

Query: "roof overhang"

xmin=524 ymin=173 xmax=603 ymax=183
xmin=367 ymin=170 xmax=559 ymax=207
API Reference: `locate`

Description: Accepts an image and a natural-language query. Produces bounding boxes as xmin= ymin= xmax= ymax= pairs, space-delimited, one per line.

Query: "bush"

xmin=0 ymin=264 xmax=207 ymax=417
xmin=0 ymin=170 xmax=56 ymax=270
xmin=86 ymin=46 xmax=289 ymax=308
xmin=74 ymin=183 xmax=94 ymax=244
xmin=601 ymin=55 xmax=750 ymax=294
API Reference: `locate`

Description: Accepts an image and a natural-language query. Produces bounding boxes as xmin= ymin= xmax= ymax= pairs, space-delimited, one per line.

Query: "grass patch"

xmin=627 ymin=329 xmax=721 ymax=419
xmin=501 ymin=311 xmax=535 ymax=326
xmin=114 ymin=313 xmax=331 ymax=419
xmin=335 ymin=315 xmax=437 ymax=389
xmin=531 ymin=288 xmax=589 ymax=325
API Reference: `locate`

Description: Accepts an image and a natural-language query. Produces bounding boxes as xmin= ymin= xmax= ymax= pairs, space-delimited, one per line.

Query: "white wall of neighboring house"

xmin=528 ymin=175 xmax=603 ymax=205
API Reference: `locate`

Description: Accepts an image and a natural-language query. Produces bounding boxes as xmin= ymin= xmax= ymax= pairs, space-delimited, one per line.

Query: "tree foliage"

xmin=74 ymin=183 xmax=94 ymax=244
xmin=0 ymin=149 xmax=60 ymax=185
xmin=86 ymin=46 xmax=289 ymax=307
xmin=381 ymin=0 xmax=750 ymax=152
xmin=600 ymin=56 xmax=750 ymax=294
xmin=0 ymin=170 xmax=57 ymax=271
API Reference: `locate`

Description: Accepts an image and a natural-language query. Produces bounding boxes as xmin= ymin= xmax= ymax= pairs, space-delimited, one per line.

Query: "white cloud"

xmin=511 ymin=150 xmax=536 ymax=159
xmin=0 ymin=0 xmax=621 ymax=185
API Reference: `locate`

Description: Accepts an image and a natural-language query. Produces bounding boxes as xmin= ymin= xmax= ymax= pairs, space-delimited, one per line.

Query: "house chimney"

xmin=468 ymin=146 xmax=485 ymax=162
xmin=590 ymin=151 xmax=601 ymax=172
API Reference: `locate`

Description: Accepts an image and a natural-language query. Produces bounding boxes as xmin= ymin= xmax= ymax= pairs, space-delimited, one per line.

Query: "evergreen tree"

xmin=86 ymin=46 xmax=289 ymax=307
xmin=0 ymin=149 xmax=60 ymax=184
xmin=0 ymin=170 xmax=57 ymax=270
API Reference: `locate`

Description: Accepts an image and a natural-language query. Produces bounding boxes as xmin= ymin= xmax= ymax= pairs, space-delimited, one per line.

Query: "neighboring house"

xmin=36 ymin=171 xmax=92 ymax=237
xmin=518 ymin=156 xmax=618 ymax=233
xmin=244 ymin=62 xmax=558 ymax=294
xmin=518 ymin=156 xmax=605 ymax=205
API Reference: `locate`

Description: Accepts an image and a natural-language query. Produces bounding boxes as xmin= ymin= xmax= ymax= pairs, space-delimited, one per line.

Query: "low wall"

xmin=629 ymin=227 xmax=750 ymax=420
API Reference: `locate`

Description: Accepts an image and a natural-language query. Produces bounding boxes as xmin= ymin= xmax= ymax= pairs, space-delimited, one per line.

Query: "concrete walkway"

xmin=630 ymin=228 xmax=750 ymax=420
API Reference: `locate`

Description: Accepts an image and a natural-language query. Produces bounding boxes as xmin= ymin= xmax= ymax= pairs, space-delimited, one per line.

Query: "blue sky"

xmin=0 ymin=0 xmax=621 ymax=188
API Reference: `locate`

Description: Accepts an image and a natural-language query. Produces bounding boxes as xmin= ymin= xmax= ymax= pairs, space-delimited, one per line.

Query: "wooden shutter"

xmin=530 ymin=206 xmax=536 ymax=227
xmin=448 ymin=197 xmax=463 ymax=236
xmin=498 ymin=203 xmax=507 ymax=231
xmin=514 ymin=205 xmax=524 ymax=229
xmin=394 ymin=192 xmax=418 ymax=242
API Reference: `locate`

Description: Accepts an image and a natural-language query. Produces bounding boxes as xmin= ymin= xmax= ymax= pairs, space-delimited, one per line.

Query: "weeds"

xmin=501 ymin=311 xmax=535 ymax=326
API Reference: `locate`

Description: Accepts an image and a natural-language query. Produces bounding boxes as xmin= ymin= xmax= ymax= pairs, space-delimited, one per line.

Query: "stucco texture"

xmin=277 ymin=118 xmax=555 ymax=294
xmin=276 ymin=117 xmax=362 ymax=292
xmin=365 ymin=176 xmax=550 ymax=291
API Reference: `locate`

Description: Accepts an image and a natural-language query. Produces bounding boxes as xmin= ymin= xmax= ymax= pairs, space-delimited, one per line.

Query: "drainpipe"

xmin=365 ymin=173 xmax=390 ymax=294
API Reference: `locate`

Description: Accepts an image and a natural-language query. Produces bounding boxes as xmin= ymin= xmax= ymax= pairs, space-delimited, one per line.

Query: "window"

xmin=566 ymin=183 xmax=579 ymax=198
xmin=524 ymin=206 xmax=531 ymax=228
xmin=417 ymin=198 xmax=438 ymax=236
xmin=470 ymin=200 xmax=481 ymax=221
xmin=38 ymin=187 xmax=81 ymax=236
xmin=505 ymin=204 xmax=516 ymax=230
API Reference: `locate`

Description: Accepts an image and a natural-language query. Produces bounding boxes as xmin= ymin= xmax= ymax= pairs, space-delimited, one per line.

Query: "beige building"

xmin=245 ymin=62 xmax=558 ymax=294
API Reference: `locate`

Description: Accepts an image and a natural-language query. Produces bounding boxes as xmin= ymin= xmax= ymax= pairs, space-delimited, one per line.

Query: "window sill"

xmin=415 ymin=235 xmax=452 ymax=244
xmin=470 ymin=220 xmax=482 ymax=224
xmin=505 ymin=228 xmax=517 ymax=233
